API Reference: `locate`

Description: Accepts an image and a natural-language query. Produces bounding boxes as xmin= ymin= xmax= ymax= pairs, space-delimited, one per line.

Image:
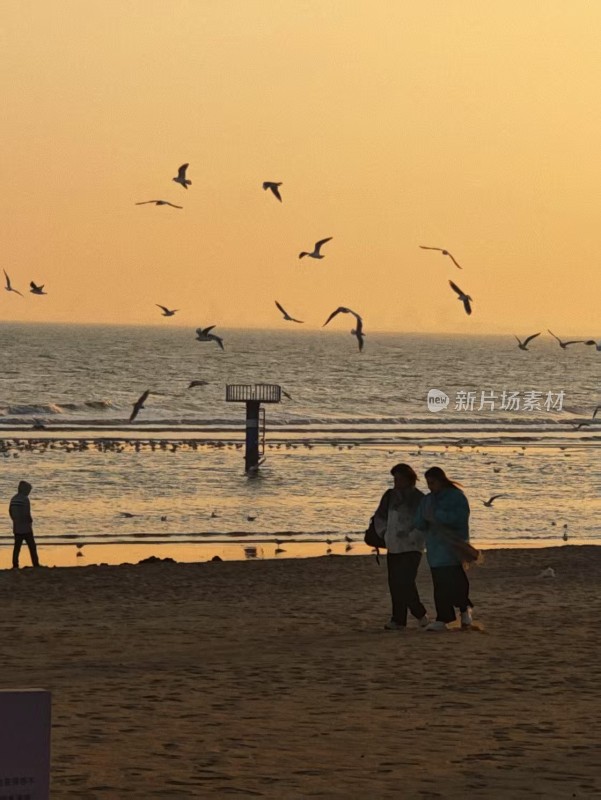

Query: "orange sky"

xmin=2 ymin=1 xmax=601 ymax=334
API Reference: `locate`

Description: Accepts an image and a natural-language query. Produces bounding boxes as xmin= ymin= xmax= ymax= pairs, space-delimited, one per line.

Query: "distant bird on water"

xmin=547 ymin=330 xmax=585 ymax=349
xmin=129 ymin=389 xmax=150 ymax=423
xmin=420 ymin=246 xmax=463 ymax=269
xmin=263 ymin=181 xmax=282 ymax=202
xmin=275 ymin=301 xmax=303 ymax=323
xmin=188 ymin=380 xmax=209 ymax=389
xmin=299 ymin=237 xmax=333 ymax=259
xmin=448 ymin=280 xmax=472 ymax=315
xmin=3 ymin=270 xmax=23 ymax=297
xmin=172 ymin=163 xmax=191 ymax=189
xmin=156 ymin=304 xmax=178 ymax=317
xmin=482 ymin=494 xmax=506 ymax=507
xmin=195 ymin=326 xmax=224 ymax=350
xmin=515 ymin=332 xmax=541 ymax=351
xmin=30 ymin=281 xmax=47 ymax=295
xmin=136 ymin=200 xmax=183 ymax=208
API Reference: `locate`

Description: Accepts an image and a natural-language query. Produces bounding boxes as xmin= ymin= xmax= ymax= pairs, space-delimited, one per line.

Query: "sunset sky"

xmin=2 ymin=1 xmax=601 ymax=334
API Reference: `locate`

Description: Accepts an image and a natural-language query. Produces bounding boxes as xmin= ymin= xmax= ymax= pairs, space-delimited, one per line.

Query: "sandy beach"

xmin=2 ymin=546 xmax=600 ymax=799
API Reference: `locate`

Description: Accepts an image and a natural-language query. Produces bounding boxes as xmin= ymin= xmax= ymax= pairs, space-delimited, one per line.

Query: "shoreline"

xmin=1 ymin=539 xmax=594 ymax=570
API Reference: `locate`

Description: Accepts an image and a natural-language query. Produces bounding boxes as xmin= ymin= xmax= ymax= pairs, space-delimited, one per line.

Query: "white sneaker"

xmin=460 ymin=610 xmax=473 ymax=628
xmin=418 ymin=614 xmax=430 ymax=628
xmin=424 ymin=620 xmax=448 ymax=632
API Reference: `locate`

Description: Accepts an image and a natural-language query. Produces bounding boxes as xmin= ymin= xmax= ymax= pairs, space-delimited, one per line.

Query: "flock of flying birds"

xmin=5 ymin=161 xmax=601 ymax=424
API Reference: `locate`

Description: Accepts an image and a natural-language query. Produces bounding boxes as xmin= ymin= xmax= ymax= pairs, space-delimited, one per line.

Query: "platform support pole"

xmin=245 ymin=401 xmax=260 ymax=472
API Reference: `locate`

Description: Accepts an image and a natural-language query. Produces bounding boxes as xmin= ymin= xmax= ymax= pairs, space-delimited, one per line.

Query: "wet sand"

xmin=2 ymin=546 xmax=600 ymax=798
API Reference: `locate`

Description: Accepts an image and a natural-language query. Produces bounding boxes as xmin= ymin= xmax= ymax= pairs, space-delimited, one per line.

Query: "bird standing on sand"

xmin=172 ymin=163 xmax=191 ymax=189
xmin=448 ymin=281 xmax=472 ymax=315
xmin=275 ymin=301 xmax=303 ymax=323
xmin=547 ymin=330 xmax=585 ymax=349
xmin=420 ymin=246 xmax=463 ymax=269
xmin=136 ymin=200 xmax=183 ymax=208
xmin=263 ymin=181 xmax=282 ymax=202
xmin=299 ymin=237 xmax=333 ymax=259
xmin=482 ymin=494 xmax=506 ymax=507
xmin=515 ymin=332 xmax=541 ymax=351
xmin=30 ymin=281 xmax=47 ymax=295
xmin=129 ymin=390 xmax=150 ymax=423
xmin=195 ymin=326 xmax=224 ymax=350
xmin=156 ymin=304 xmax=178 ymax=317
xmin=3 ymin=270 xmax=23 ymax=297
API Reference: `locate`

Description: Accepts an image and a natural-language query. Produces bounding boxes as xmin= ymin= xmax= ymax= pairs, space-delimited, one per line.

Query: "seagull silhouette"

xmin=515 ymin=332 xmax=541 ymax=351
xmin=420 ymin=246 xmax=463 ymax=269
xmin=172 ymin=163 xmax=191 ymax=189
xmin=448 ymin=280 xmax=472 ymax=315
xmin=275 ymin=301 xmax=303 ymax=323
xmin=136 ymin=200 xmax=183 ymax=208
xmin=482 ymin=494 xmax=507 ymax=507
xmin=30 ymin=281 xmax=47 ymax=295
xmin=299 ymin=237 xmax=333 ymax=259
xmin=3 ymin=270 xmax=23 ymax=297
xmin=156 ymin=305 xmax=178 ymax=317
xmin=547 ymin=330 xmax=585 ymax=349
xmin=129 ymin=390 xmax=150 ymax=423
xmin=282 ymin=390 xmax=293 ymax=400
xmin=263 ymin=181 xmax=282 ymax=202
xmin=323 ymin=307 xmax=365 ymax=351
xmin=195 ymin=326 xmax=224 ymax=350
xmin=188 ymin=380 xmax=209 ymax=389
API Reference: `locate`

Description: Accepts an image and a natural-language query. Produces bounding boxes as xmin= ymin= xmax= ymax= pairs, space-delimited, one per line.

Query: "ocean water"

xmin=0 ymin=323 xmax=600 ymax=553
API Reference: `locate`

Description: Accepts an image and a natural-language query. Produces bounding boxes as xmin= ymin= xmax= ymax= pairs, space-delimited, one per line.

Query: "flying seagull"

xmin=129 ymin=389 xmax=150 ymax=423
xmin=172 ymin=163 xmax=191 ymax=189
xmin=30 ymin=281 xmax=47 ymax=295
xmin=3 ymin=270 xmax=23 ymax=297
xmin=547 ymin=330 xmax=585 ymax=349
xmin=136 ymin=200 xmax=183 ymax=209
xmin=263 ymin=182 xmax=282 ymax=202
xmin=322 ymin=306 xmax=365 ymax=351
xmin=156 ymin=304 xmax=178 ymax=317
xmin=282 ymin=389 xmax=293 ymax=400
xmin=515 ymin=332 xmax=541 ymax=351
xmin=299 ymin=237 xmax=333 ymax=259
xmin=448 ymin=280 xmax=472 ymax=315
xmin=195 ymin=326 xmax=224 ymax=350
xmin=420 ymin=246 xmax=463 ymax=269
xmin=482 ymin=494 xmax=507 ymax=507
xmin=188 ymin=380 xmax=209 ymax=389
xmin=585 ymin=340 xmax=601 ymax=351
xmin=275 ymin=301 xmax=303 ymax=323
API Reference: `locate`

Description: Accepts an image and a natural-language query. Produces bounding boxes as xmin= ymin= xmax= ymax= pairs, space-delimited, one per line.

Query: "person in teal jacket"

xmin=414 ymin=466 xmax=473 ymax=631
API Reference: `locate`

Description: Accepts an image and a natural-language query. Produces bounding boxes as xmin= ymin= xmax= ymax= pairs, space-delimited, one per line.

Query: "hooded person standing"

xmin=372 ymin=463 xmax=429 ymax=631
xmin=9 ymin=480 xmax=40 ymax=569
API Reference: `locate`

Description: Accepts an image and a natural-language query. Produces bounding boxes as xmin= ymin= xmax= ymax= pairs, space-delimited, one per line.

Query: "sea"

xmin=1 ymin=322 xmax=600 ymax=565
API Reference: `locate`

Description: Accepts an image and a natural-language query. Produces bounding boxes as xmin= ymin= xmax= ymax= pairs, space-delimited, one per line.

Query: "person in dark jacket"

xmin=414 ymin=467 xmax=473 ymax=631
xmin=373 ymin=463 xmax=429 ymax=631
xmin=9 ymin=480 xmax=40 ymax=568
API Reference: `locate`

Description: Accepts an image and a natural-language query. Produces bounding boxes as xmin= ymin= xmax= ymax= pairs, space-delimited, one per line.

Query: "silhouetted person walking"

xmin=9 ymin=480 xmax=40 ymax=568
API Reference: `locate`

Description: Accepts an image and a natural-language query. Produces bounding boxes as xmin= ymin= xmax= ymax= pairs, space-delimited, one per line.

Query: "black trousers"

xmin=430 ymin=565 xmax=472 ymax=623
xmin=386 ymin=551 xmax=427 ymax=626
xmin=13 ymin=532 xmax=40 ymax=568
